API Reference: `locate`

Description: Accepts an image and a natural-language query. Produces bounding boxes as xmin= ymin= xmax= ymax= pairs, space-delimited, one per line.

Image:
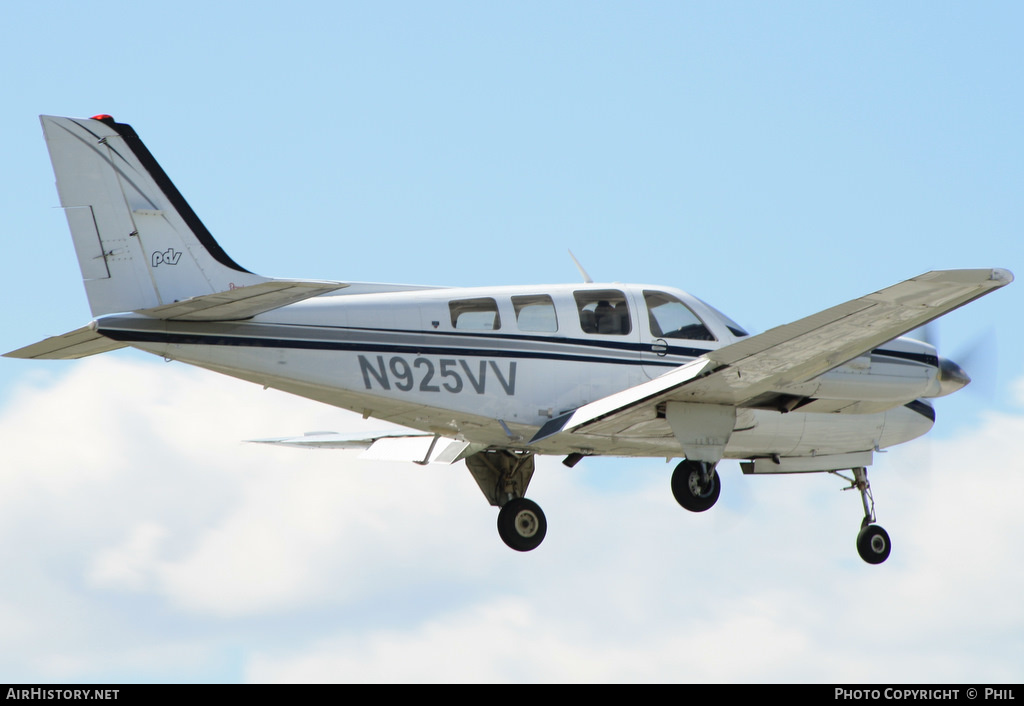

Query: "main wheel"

xmin=671 ymin=460 xmax=720 ymax=512
xmin=856 ymin=524 xmax=891 ymax=564
xmin=497 ymin=498 xmax=547 ymax=552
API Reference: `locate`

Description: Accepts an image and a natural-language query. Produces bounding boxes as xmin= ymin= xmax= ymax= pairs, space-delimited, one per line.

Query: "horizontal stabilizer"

xmin=3 ymin=325 xmax=126 ymax=359
xmin=248 ymin=430 xmax=433 ymax=450
xmin=135 ymin=280 xmax=347 ymax=321
xmin=248 ymin=430 xmax=482 ymax=464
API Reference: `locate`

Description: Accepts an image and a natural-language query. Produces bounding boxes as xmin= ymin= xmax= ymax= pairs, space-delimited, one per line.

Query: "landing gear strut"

xmin=834 ymin=466 xmax=891 ymax=565
xmin=671 ymin=460 xmax=721 ymax=512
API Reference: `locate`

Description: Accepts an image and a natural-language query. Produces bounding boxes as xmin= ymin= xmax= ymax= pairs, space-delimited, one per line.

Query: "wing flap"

xmin=531 ymin=358 xmax=714 ymax=443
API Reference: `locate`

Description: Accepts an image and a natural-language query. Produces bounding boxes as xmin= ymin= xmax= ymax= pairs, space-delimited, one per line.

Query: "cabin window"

xmin=643 ymin=290 xmax=715 ymax=341
xmin=574 ymin=289 xmax=631 ymax=335
xmin=512 ymin=295 xmax=558 ymax=332
xmin=450 ymin=298 xmax=501 ymax=330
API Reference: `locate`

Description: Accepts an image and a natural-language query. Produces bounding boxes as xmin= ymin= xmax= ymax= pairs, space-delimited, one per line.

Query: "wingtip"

xmin=991 ymin=268 xmax=1014 ymax=285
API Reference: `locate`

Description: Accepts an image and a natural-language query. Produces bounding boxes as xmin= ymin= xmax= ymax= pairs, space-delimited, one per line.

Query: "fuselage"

xmin=96 ymin=281 xmax=939 ymax=460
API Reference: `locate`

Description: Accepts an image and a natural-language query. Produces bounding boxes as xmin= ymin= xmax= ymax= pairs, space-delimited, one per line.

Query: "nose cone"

xmin=936 ymin=356 xmax=971 ymax=396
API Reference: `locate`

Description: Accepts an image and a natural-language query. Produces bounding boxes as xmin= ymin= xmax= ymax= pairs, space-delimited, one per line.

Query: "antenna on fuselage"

xmin=568 ymin=250 xmax=594 ymax=283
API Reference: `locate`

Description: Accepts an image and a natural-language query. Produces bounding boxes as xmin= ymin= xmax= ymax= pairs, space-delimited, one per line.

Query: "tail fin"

xmin=41 ymin=114 xmax=270 ymax=316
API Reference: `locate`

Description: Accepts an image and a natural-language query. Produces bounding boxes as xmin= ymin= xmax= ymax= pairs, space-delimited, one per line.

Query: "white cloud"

xmin=0 ymin=357 xmax=1022 ymax=682
xmin=246 ymin=595 xmax=813 ymax=683
xmin=88 ymin=522 xmax=169 ymax=592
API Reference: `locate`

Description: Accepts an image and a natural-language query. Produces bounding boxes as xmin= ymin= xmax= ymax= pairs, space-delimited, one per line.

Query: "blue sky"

xmin=0 ymin=1 xmax=1021 ymax=683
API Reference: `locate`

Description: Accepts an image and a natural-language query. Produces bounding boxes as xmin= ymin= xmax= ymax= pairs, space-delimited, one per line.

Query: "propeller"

xmin=949 ymin=327 xmax=998 ymax=399
xmin=907 ymin=323 xmax=998 ymax=398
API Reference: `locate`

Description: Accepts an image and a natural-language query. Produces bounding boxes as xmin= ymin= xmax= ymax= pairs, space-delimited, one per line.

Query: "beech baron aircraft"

xmin=7 ymin=115 xmax=1013 ymax=564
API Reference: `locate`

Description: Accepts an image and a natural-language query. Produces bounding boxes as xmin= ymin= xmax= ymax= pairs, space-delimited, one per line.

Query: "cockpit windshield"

xmin=642 ymin=290 xmax=715 ymax=341
xmin=702 ymin=302 xmax=750 ymax=338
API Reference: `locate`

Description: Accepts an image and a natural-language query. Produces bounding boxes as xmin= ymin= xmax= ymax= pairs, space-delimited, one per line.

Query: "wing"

xmin=532 ymin=268 xmax=1012 ymax=444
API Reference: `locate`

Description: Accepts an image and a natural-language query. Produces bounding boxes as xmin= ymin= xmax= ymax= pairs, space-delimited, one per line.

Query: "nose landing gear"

xmin=856 ymin=522 xmax=891 ymax=565
xmin=834 ymin=466 xmax=892 ymax=565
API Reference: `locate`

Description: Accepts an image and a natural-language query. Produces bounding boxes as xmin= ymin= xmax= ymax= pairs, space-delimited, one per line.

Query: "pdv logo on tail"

xmin=152 ymin=248 xmax=182 ymax=267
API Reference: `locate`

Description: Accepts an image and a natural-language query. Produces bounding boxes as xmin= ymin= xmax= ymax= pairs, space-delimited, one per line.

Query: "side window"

xmin=450 ymin=298 xmax=501 ymax=330
xmin=574 ymin=289 xmax=631 ymax=335
xmin=512 ymin=295 xmax=558 ymax=332
xmin=643 ymin=290 xmax=715 ymax=341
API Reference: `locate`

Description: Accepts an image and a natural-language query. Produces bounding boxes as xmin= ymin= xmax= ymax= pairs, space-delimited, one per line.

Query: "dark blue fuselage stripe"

xmin=268 ymin=322 xmax=715 ymax=359
xmin=98 ymin=326 xmax=939 ymax=372
xmin=285 ymin=323 xmax=934 ymax=366
xmin=99 ymin=328 xmax=687 ymax=368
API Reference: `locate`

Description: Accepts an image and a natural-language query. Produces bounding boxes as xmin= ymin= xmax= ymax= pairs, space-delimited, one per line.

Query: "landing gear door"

xmin=639 ymin=289 xmax=718 ymax=380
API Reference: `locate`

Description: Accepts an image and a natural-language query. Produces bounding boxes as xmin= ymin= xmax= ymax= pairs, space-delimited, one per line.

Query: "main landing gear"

xmin=671 ymin=460 xmax=721 ymax=512
xmin=465 ymin=449 xmax=547 ymax=552
xmin=835 ymin=466 xmax=891 ymax=565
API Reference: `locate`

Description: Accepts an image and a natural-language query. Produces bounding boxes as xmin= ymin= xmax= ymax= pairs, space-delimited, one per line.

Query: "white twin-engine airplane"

xmin=7 ymin=115 xmax=1013 ymax=564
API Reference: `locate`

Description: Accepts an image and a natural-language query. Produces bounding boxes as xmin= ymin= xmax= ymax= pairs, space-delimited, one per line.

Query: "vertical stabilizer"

xmin=41 ymin=115 xmax=269 ymax=316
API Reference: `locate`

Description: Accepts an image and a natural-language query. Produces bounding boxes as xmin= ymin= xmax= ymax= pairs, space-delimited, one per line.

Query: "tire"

xmin=856 ymin=524 xmax=891 ymax=565
xmin=497 ymin=498 xmax=547 ymax=552
xmin=671 ymin=461 xmax=721 ymax=512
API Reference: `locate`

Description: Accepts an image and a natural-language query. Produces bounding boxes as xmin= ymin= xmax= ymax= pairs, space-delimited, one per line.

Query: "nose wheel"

xmin=834 ymin=466 xmax=892 ymax=565
xmin=856 ymin=522 xmax=891 ymax=564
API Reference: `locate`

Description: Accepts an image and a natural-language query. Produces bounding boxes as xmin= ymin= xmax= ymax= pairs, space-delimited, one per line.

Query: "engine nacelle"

xmin=775 ymin=336 xmax=965 ymax=404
